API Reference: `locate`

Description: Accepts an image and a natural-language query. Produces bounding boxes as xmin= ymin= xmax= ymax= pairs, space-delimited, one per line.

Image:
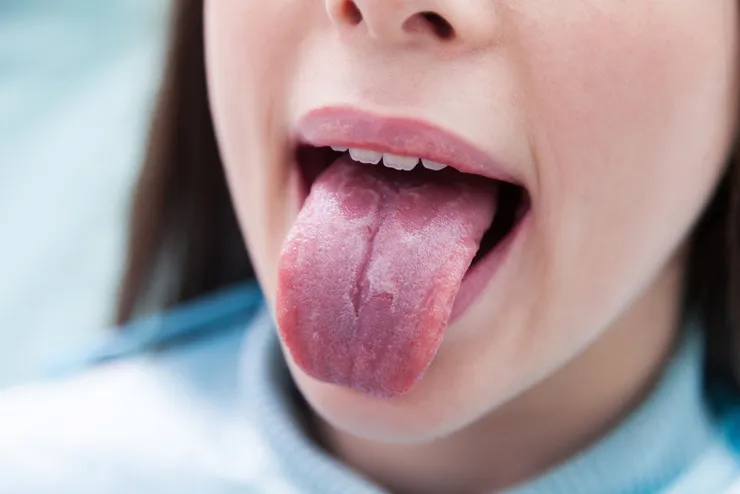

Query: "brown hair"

xmin=117 ymin=1 xmax=740 ymax=385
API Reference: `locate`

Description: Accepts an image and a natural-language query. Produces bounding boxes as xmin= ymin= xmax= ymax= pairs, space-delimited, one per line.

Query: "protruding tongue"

xmin=277 ymin=155 xmax=496 ymax=398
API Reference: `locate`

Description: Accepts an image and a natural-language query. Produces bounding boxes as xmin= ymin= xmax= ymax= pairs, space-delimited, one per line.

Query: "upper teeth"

xmin=335 ymin=147 xmax=448 ymax=172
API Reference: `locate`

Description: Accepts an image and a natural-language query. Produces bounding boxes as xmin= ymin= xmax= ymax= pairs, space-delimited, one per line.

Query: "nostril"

xmin=342 ymin=1 xmax=363 ymax=26
xmin=332 ymin=2 xmax=455 ymax=42
xmin=419 ymin=12 xmax=454 ymax=40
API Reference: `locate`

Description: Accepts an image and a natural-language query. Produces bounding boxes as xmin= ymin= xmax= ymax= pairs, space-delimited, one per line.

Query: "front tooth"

xmin=383 ymin=154 xmax=419 ymax=171
xmin=349 ymin=148 xmax=382 ymax=164
xmin=421 ymin=159 xmax=448 ymax=171
xmin=331 ymin=146 xmax=348 ymax=152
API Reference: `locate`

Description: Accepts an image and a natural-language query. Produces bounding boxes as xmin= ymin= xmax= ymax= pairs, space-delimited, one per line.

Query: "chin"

xmin=287 ymin=359 xmax=471 ymax=443
xmin=279 ymin=314 xmax=528 ymax=445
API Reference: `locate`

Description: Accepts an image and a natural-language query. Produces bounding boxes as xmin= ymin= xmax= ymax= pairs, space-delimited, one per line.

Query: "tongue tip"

xmin=290 ymin=347 xmax=427 ymax=400
xmin=277 ymin=291 xmax=448 ymax=400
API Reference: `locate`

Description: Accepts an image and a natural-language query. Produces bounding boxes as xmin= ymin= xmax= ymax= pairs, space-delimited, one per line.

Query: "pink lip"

xmin=294 ymin=106 xmax=518 ymax=184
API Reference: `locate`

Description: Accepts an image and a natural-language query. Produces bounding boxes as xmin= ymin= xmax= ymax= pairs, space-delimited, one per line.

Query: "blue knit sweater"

xmin=1 ymin=283 xmax=739 ymax=493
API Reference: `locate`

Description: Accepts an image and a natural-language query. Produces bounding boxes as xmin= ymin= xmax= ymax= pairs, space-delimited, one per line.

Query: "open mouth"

xmin=295 ymin=144 xmax=530 ymax=274
xmin=276 ymin=108 xmax=530 ymax=399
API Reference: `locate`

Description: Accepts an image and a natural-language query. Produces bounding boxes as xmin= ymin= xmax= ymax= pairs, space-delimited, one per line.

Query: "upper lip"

xmin=293 ymin=106 xmax=518 ymax=184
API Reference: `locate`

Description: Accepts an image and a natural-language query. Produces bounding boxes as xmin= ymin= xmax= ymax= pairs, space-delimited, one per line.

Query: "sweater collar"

xmin=242 ymin=308 xmax=716 ymax=494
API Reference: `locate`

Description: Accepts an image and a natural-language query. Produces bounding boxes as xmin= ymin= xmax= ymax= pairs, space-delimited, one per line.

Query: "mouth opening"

xmin=296 ymin=144 xmax=530 ymax=266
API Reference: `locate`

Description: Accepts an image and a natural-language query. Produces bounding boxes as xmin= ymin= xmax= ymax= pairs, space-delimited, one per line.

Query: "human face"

xmin=205 ymin=0 xmax=737 ymax=441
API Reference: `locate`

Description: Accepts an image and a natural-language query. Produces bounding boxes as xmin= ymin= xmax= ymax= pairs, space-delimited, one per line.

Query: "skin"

xmin=205 ymin=1 xmax=738 ymax=492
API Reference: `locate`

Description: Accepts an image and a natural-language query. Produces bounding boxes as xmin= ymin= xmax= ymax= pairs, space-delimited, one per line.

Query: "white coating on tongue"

xmin=276 ymin=155 xmax=496 ymax=397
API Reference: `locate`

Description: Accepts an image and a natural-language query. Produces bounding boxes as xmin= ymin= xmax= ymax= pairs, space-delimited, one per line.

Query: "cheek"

xmin=511 ymin=1 xmax=736 ymax=318
xmin=205 ymin=0 xmax=315 ymax=297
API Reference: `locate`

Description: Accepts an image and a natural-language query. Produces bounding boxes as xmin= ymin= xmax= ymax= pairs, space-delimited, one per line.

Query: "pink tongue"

xmin=277 ymin=155 xmax=496 ymax=398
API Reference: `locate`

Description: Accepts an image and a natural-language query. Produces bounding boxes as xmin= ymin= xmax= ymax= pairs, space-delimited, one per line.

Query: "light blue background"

xmin=0 ymin=0 xmax=170 ymax=387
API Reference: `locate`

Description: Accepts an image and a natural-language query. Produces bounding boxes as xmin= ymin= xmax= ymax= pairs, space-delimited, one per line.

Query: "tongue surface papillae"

xmin=277 ymin=155 xmax=496 ymax=398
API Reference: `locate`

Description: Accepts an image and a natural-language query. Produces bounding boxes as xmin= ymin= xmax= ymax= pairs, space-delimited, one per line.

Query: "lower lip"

xmin=291 ymin=160 xmax=530 ymax=326
xmin=451 ymin=212 xmax=530 ymax=323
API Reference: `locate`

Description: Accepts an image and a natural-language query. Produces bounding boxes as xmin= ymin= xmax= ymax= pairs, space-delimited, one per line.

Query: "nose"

xmin=326 ymin=0 xmax=497 ymax=48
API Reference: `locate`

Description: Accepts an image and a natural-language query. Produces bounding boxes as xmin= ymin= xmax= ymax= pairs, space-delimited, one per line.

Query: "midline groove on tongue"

xmin=349 ymin=214 xmax=381 ymax=318
xmin=277 ymin=155 xmax=497 ymax=398
xmin=348 ymin=177 xmax=417 ymax=319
